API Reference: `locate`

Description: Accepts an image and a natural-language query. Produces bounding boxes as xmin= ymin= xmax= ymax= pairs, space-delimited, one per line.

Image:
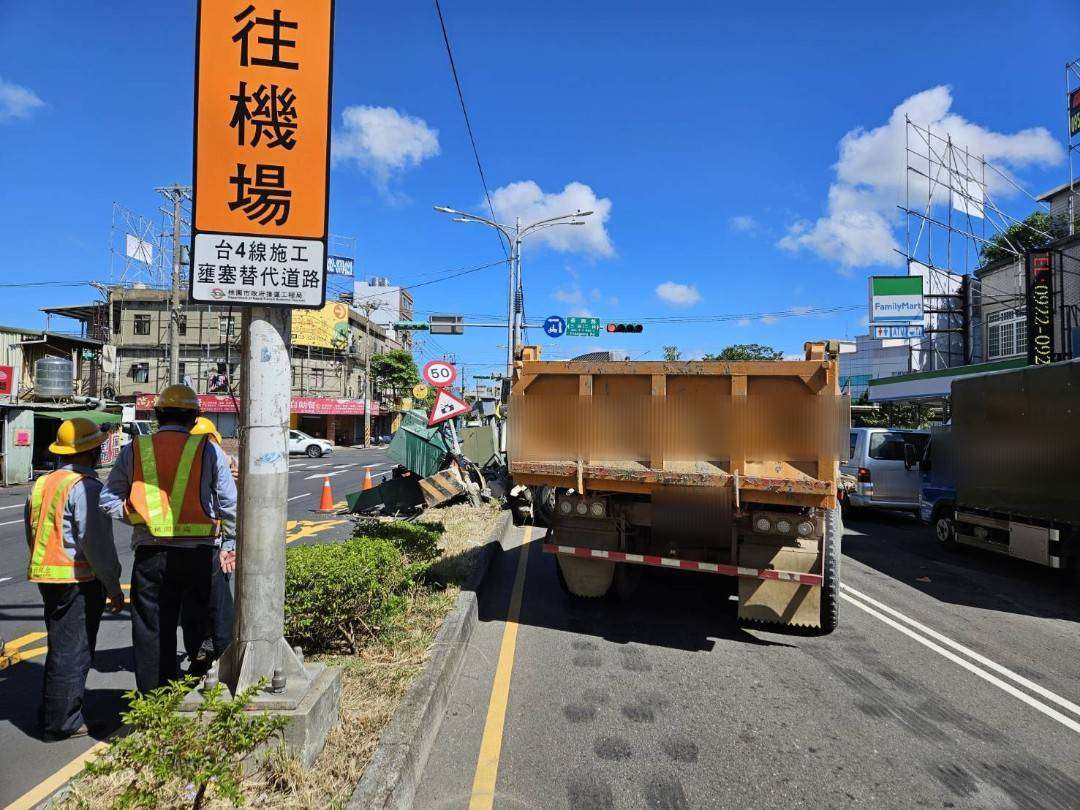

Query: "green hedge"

xmin=285 ymin=536 xmax=411 ymax=654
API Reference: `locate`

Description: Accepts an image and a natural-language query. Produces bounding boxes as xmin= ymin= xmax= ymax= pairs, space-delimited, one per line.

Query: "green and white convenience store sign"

xmin=869 ymin=275 xmax=923 ymax=323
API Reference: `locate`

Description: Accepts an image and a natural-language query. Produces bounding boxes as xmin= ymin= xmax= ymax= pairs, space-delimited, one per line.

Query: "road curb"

xmin=347 ymin=509 xmax=513 ymax=810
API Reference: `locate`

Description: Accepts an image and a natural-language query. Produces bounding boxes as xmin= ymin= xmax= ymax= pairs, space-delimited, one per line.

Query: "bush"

xmin=359 ymin=519 xmax=442 ymax=566
xmin=82 ymin=677 xmax=285 ymax=809
xmin=285 ymin=537 xmax=410 ymax=654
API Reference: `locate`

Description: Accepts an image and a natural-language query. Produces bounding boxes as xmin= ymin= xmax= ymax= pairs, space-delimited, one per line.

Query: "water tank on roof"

xmin=35 ymin=357 xmax=73 ymax=399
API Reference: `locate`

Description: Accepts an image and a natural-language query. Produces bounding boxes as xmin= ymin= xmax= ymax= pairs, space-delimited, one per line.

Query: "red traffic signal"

xmin=606 ymin=323 xmax=643 ymax=333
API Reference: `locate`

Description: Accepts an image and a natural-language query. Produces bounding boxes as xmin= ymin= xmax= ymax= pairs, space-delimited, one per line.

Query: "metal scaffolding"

xmin=898 ymin=118 xmax=1052 ymax=372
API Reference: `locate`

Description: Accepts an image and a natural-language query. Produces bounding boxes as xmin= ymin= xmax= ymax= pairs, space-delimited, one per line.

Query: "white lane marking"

xmin=0 ymin=503 xmax=23 ymax=511
xmin=306 ymin=463 xmax=330 ymax=470
xmin=332 ymin=464 xmax=351 ymax=469
xmin=287 ymin=494 xmax=308 ymax=502
xmin=0 ymin=519 xmax=23 ymax=527
xmin=841 ymin=584 xmax=1080 ymax=720
xmin=0 ymin=576 xmax=11 ymax=584
xmin=841 ymin=592 xmax=1080 ymax=735
xmin=303 ymin=470 xmax=344 ymax=480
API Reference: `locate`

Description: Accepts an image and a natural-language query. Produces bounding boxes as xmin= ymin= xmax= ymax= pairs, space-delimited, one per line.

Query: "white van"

xmin=840 ymin=427 xmax=929 ymax=514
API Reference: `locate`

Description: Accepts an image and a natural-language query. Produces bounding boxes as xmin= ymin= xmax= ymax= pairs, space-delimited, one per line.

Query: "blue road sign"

xmin=544 ymin=315 xmax=566 ymax=338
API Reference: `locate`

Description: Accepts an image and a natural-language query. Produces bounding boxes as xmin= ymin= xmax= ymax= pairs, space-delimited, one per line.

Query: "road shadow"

xmin=0 ymin=646 xmax=132 ymax=741
xmin=479 ymin=541 xmax=798 ymax=652
xmin=842 ymin=511 xmax=1080 ymax=624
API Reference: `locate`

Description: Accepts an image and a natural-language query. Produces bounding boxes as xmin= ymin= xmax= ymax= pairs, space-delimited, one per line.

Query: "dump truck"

xmin=919 ymin=359 xmax=1080 ymax=574
xmin=508 ymin=341 xmax=849 ymax=633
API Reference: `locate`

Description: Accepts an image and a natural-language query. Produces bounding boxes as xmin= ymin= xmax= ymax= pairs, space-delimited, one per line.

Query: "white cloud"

xmin=0 ymin=76 xmax=44 ymax=122
xmin=729 ymin=215 xmax=759 ymax=233
xmin=736 ymin=318 xmax=750 ymax=327
xmin=782 ymin=353 xmax=804 ymax=361
xmin=552 ymin=287 xmax=585 ymax=307
xmin=490 ymin=181 xmax=614 ymax=257
xmin=778 ymin=86 xmax=1063 ymax=271
xmin=789 ymin=305 xmax=813 ymax=315
xmin=655 ymin=281 xmax=701 ymax=307
xmin=332 ymin=105 xmax=440 ymax=193
xmin=760 ymin=315 xmax=778 ymax=325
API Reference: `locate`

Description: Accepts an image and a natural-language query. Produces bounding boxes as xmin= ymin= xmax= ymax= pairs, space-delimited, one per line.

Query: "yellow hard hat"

xmin=154 ymin=384 xmax=199 ymax=411
xmin=49 ymin=417 xmax=107 ymax=456
xmin=191 ymin=416 xmax=222 ymax=445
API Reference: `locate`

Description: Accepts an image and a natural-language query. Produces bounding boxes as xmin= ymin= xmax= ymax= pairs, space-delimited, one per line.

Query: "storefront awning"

xmin=868 ymin=357 xmax=1027 ymax=402
xmin=34 ymin=409 xmax=123 ymax=425
xmin=134 ymin=393 xmax=379 ymax=417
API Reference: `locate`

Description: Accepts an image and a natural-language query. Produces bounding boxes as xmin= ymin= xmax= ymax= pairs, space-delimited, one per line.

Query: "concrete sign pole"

xmin=219 ymin=306 xmax=307 ymax=694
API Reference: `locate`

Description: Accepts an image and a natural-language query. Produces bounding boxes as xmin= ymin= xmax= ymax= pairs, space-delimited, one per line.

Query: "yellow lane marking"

xmin=5 ymin=740 xmax=110 ymax=810
xmin=285 ymin=519 xmax=347 ymax=545
xmin=469 ymin=527 xmax=532 ymax=810
xmin=0 ymin=632 xmax=49 ymax=670
xmin=4 ymin=631 xmax=46 ymax=652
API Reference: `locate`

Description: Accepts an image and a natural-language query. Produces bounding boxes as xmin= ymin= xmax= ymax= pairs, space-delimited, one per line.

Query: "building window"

xmin=311 ymin=368 xmax=325 ymax=388
xmin=133 ymin=314 xmax=151 ymax=336
xmin=130 ymin=362 xmax=149 ymax=383
xmin=177 ymin=314 xmax=187 ymax=336
xmin=219 ymin=316 xmax=235 ymax=337
xmin=986 ymin=308 xmax=1027 ymax=359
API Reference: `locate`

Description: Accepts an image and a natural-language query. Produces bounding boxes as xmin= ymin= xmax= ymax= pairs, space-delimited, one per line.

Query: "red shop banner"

xmin=135 ymin=393 xmax=378 ymax=417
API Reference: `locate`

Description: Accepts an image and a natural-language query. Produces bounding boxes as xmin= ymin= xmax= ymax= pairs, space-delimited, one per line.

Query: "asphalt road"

xmin=416 ymin=510 xmax=1080 ymax=809
xmin=0 ymin=444 xmax=392 ymax=809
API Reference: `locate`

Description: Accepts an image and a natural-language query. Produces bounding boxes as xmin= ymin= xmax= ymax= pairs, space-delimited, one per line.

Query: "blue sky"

xmin=2 ymin=1 xmax=1078 ymax=386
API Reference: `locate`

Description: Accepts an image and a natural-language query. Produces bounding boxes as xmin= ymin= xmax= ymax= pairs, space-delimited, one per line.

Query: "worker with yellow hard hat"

xmin=180 ymin=416 xmax=236 ymax=676
xmin=26 ymin=418 xmax=124 ymax=741
xmin=99 ymin=385 xmax=238 ymax=692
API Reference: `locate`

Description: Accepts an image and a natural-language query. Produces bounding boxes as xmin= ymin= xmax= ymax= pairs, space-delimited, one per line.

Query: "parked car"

xmin=288 ymin=430 xmax=334 ymax=458
xmin=840 ymin=427 xmax=929 ymax=515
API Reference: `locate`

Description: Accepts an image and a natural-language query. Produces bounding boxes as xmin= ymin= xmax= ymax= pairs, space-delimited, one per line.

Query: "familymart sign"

xmin=869 ymin=275 xmax=923 ymax=323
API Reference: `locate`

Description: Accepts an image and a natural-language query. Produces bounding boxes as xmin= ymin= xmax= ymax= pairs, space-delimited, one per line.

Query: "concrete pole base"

xmin=218 ymin=635 xmax=308 ymax=696
xmin=183 ymin=663 xmax=342 ymax=768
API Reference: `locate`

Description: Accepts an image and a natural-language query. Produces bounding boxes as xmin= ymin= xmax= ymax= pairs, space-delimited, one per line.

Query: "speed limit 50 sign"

xmin=422 ymin=360 xmax=457 ymax=388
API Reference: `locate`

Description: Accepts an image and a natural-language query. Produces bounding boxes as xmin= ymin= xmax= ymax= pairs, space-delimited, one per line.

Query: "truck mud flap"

xmin=737 ymin=542 xmax=822 ymax=630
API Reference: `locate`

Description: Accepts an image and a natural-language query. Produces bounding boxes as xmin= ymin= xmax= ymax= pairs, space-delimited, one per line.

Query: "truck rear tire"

xmin=818 ymin=506 xmax=842 ymax=635
xmin=932 ymin=505 xmax=957 ymax=550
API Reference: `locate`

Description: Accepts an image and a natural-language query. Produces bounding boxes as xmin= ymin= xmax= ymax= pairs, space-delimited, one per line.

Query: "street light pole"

xmin=433 ymin=205 xmax=592 ymax=381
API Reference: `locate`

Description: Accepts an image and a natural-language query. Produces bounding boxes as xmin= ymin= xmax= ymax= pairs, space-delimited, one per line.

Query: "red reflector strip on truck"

xmin=542 ymin=543 xmax=823 ymax=586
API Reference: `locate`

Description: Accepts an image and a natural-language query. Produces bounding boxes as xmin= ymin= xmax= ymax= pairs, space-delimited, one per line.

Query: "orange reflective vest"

xmin=125 ymin=432 xmax=218 ymax=539
xmin=27 ymin=470 xmax=94 ymax=583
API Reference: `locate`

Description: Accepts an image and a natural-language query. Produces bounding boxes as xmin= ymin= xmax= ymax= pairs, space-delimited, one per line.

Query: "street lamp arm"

xmin=520 ymin=210 xmax=593 ymax=234
xmin=434 ymin=205 xmax=514 ymax=242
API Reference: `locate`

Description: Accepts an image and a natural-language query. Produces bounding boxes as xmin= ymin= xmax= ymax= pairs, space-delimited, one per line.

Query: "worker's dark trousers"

xmin=131 ymin=546 xmax=213 ymax=693
xmin=180 ymin=554 xmax=234 ymax=664
xmin=38 ymin=580 xmax=105 ymax=738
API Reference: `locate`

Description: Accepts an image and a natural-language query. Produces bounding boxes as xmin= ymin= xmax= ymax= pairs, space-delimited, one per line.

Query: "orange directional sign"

xmin=190 ymin=0 xmax=334 ymax=309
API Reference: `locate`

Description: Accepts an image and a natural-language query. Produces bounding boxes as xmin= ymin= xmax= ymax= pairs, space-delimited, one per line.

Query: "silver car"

xmin=840 ymin=427 xmax=929 ymax=514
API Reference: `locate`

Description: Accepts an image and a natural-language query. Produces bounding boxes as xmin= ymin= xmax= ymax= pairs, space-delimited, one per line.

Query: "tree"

xmin=702 ymin=343 xmax=784 ymax=362
xmin=979 ymin=211 xmax=1052 ymax=265
xmin=370 ymin=350 xmax=419 ymax=399
xmin=662 ymin=345 xmax=681 ymax=361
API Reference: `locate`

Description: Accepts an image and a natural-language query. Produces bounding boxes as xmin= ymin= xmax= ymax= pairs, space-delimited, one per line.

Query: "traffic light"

xmin=606 ymin=323 xmax=644 ymax=333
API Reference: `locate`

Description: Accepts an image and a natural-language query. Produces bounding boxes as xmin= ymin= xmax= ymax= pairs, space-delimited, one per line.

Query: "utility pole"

xmin=354 ymin=300 xmax=382 ymax=447
xmin=156 ymin=184 xmax=191 ymax=386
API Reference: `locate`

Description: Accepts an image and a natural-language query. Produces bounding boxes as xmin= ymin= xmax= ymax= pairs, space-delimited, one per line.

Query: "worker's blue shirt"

xmin=24 ymin=463 xmax=123 ymax=600
xmin=99 ymin=425 xmax=237 ymax=550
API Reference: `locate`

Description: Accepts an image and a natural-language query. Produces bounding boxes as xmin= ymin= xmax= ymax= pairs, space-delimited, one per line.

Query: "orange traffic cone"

xmin=362 ymin=465 xmax=375 ymax=491
xmin=317 ymin=476 xmax=334 ymax=512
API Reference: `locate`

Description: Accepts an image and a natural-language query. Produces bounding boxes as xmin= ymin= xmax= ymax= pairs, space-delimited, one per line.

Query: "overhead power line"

xmin=432 ymin=0 xmax=508 ymax=259
xmin=352 ymin=258 xmax=509 ymax=304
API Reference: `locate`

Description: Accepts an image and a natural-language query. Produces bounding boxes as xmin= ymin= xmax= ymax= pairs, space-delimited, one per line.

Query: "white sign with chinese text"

xmin=190 ymin=232 xmax=325 ymax=308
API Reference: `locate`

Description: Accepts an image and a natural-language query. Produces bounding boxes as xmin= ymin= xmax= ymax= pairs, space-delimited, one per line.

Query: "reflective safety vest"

xmin=125 ymin=432 xmax=218 ymax=539
xmin=27 ymin=470 xmax=94 ymax=583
